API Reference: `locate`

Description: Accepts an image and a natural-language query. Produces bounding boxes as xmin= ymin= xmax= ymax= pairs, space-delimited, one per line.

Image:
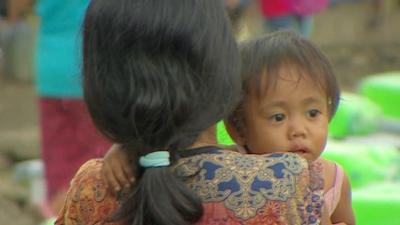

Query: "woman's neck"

xmin=189 ymin=125 xmax=218 ymax=149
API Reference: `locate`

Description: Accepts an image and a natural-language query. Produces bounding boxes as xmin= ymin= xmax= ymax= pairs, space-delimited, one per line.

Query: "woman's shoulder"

xmin=55 ymin=159 xmax=120 ymax=225
xmin=176 ymin=148 xmax=323 ymax=223
xmin=178 ymin=147 xmax=311 ymax=176
xmin=179 ymin=146 xmax=313 ymax=174
xmin=176 ymin=147 xmax=310 ymax=178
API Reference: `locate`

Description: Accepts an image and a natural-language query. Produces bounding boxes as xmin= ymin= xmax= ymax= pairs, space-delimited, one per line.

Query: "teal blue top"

xmin=35 ymin=0 xmax=89 ymax=97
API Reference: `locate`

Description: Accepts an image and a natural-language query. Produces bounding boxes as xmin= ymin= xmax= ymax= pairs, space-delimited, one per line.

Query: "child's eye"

xmin=270 ymin=113 xmax=286 ymax=122
xmin=307 ymin=109 xmax=321 ymax=118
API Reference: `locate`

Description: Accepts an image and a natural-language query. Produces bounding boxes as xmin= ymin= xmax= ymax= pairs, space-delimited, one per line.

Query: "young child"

xmin=102 ymin=31 xmax=355 ymax=225
xmin=225 ymin=31 xmax=355 ymax=225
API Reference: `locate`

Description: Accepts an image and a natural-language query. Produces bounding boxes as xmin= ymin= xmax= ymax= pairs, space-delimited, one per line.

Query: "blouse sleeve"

xmin=55 ymin=159 xmax=120 ymax=225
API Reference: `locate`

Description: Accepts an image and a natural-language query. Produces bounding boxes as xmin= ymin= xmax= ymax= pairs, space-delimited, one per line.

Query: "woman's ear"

xmin=224 ymin=120 xmax=246 ymax=147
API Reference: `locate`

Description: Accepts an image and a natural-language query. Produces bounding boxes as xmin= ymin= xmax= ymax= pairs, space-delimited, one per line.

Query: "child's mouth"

xmin=290 ymin=146 xmax=309 ymax=154
xmin=291 ymin=149 xmax=307 ymax=154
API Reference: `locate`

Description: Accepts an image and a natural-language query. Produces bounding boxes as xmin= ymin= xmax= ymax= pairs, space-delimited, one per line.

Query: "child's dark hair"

xmin=229 ymin=31 xmax=340 ymax=132
xmin=82 ymin=0 xmax=241 ymax=225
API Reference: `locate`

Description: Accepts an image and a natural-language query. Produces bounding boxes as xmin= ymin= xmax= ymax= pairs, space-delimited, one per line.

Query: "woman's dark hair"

xmin=82 ymin=0 xmax=241 ymax=225
xmin=228 ymin=31 xmax=340 ymax=133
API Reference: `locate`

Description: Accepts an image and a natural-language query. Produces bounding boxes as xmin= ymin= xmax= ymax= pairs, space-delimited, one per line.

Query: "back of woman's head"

xmin=83 ymin=0 xmax=241 ymax=225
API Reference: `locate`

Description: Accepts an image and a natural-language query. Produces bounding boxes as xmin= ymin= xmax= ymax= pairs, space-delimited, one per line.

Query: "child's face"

xmin=234 ymin=68 xmax=329 ymax=161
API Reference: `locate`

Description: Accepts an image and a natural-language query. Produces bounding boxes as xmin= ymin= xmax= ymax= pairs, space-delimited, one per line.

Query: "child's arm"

xmin=102 ymin=144 xmax=135 ymax=192
xmin=331 ymin=172 xmax=355 ymax=225
xmin=321 ymin=203 xmax=333 ymax=225
xmin=102 ymin=143 xmax=245 ymax=192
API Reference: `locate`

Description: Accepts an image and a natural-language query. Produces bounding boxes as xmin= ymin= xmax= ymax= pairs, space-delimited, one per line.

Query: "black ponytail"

xmin=82 ymin=0 xmax=241 ymax=224
xmin=115 ymin=166 xmax=203 ymax=225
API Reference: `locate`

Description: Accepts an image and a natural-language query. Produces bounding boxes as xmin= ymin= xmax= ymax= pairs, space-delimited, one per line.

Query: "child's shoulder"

xmin=318 ymin=157 xmax=351 ymax=191
xmin=317 ymin=158 xmax=343 ymax=192
xmin=317 ymin=160 xmax=355 ymax=224
xmin=317 ymin=158 xmax=337 ymax=174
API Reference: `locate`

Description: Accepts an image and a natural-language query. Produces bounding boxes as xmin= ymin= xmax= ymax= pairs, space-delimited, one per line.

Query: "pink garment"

xmin=259 ymin=0 xmax=329 ymax=17
xmin=259 ymin=0 xmax=291 ymax=18
xmin=39 ymin=97 xmax=111 ymax=201
xmin=324 ymin=163 xmax=344 ymax=216
xmin=289 ymin=0 xmax=329 ymax=16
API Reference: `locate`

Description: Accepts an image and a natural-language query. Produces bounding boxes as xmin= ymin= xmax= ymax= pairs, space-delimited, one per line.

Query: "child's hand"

xmin=102 ymin=144 xmax=135 ymax=192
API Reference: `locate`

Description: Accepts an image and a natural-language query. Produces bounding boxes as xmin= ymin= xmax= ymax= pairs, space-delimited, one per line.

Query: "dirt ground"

xmin=0 ymin=82 xmax=41 ymax=225
xmin=243 ymin=1 xmax=400 ymax=90
xmin=0 ymin=2 xmax=399 ymax=224
xmin=314 ymin=2 xmax=400 ymax=90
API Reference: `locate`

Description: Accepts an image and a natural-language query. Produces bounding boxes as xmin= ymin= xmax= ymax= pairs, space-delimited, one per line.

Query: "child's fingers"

xmin=113 ymin=163 xmax=132 ymax=188
xmin=103 ymin=163 xmax=122 ymax=192
xmin=121 ymin=161 xmax=135 ymax=184
xmin=102 ymin=143 xmax=134 ymax=189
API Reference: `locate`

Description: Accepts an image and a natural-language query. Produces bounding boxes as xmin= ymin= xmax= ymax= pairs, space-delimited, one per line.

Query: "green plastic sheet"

xmin=360 ymin=72 xmax=400 ymax=120
xmin=328 ymin=93 xmax=382 ymax=139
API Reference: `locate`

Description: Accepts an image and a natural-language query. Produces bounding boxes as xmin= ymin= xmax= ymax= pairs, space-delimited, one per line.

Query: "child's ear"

xmin=224 ymin=120 xmax=246 ymax=146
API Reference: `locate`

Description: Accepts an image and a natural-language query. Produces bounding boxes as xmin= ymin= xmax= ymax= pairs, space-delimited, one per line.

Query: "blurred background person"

xmin=7 ymin=0 xmax=111 ymax=219
xmin=0 ymin=0 xmax=35 ymax=82
xmin=225 ymin=0 xmax=252 ymax=39
xmin=368 ymin=0 xmax=385 ymax=28
xmin=258 ymin=0 xmax=329 ymax=37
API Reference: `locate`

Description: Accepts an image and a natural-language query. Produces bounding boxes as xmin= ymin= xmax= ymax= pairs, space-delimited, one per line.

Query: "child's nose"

xmin=288 ymin=119 xmax=307 ymax=139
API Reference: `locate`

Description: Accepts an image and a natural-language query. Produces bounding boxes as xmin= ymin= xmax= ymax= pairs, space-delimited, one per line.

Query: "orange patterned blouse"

xmin=56 ymin=146 xmax=324 ymax=225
